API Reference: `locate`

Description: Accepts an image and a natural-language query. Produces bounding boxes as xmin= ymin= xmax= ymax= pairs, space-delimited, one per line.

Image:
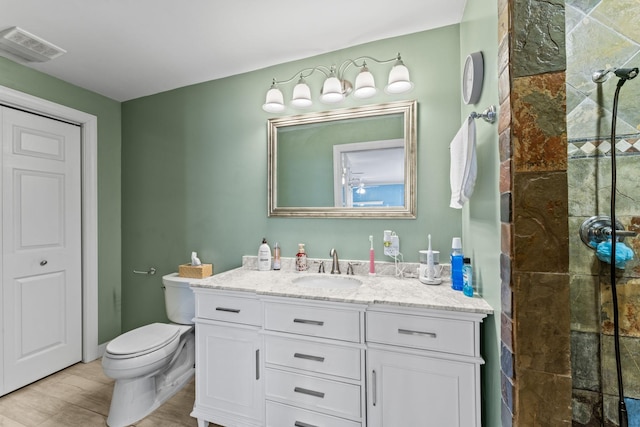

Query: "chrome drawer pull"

xmin=215 ymin=307 xmax=240 ymax=313
xmin=294 ymin=421 xmax=318 ymax=427
xmin=293 ymin=318 xmax=324 ymax=326
xmin=294 ymin=352 xmax=325 ymax=362
xmin=398 ymin=328 xmax=437 ymax=338
xmin=294 ymin=386 xmax=325 ymax=399
xmin=372 ymin=370 xmax=377 ymax=406
xmin=255 ymin=349 xmax=260 ymax=380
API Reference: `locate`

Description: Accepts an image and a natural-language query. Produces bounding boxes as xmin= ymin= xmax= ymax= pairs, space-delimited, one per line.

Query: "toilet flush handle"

xmin=133 ymin=267 xmax=156 ymax=275
xmin=40 ymin=260 xmax=48 ymax=266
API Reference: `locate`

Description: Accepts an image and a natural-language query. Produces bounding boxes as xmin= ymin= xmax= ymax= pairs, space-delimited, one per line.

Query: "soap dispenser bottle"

xmin=296 ymin=243 xmax=307 ymax=272
xmin=258 ymin=238 xmax=272 ymax=271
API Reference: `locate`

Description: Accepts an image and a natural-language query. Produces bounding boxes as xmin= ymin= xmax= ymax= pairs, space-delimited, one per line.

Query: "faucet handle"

xmin=315 ymin=260 xmax=325 ymax=273
xmin=346 ymin=262 xmax=360 ymax=275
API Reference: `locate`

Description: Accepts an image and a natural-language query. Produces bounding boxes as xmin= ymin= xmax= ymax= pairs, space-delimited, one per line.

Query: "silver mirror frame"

xmin=268 ymin=100 xmax=417 ymax=218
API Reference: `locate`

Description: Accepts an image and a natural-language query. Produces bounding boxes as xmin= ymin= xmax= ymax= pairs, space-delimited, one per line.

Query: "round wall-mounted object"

xmin=462 ymin=51 xmax=484 ymax=105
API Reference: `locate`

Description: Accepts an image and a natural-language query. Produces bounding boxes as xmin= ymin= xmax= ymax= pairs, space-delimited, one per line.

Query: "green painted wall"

xmin=1 ymin=8 xmax=501 ymax=421
xmin=121 ymin=27 xmax=464 ymax=329
xmin=0 ymin=57 xmax=123 ymax=344
xmin=460 ymin=1 xmax=501 ymax=426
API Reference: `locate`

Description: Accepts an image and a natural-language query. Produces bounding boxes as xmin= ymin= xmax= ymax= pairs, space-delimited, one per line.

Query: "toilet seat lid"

xmin=106 ymin=323 xmax=180 ymax=356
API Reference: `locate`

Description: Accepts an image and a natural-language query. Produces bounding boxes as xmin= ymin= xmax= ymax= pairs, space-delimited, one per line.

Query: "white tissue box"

xmin=178 ymin=263 xmax=213 ymax=278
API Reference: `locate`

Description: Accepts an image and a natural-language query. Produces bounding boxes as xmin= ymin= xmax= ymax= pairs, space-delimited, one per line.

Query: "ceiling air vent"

xmin=0 ymin=26 xmax=66 ymax=62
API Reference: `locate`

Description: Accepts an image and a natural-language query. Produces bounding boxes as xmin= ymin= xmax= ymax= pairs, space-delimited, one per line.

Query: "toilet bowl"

xmin=102 ymin=273 xmax=202 ymax=427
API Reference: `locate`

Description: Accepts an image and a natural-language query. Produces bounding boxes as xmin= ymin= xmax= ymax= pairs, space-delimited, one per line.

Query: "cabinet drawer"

xmin=265 ymin=302 xmax=361 ymax=342
xmin=265 ymin=369 xmax=361 ymax=420
xmin=366 ymin=311 xmax=475 ymax=356
xmin=267 ymin=401 xmax=361 ymax=427
xmin=265 ymin=335 xmax=361 ymax=380
xmin=196 ymin=292 xmax=261 ymax=326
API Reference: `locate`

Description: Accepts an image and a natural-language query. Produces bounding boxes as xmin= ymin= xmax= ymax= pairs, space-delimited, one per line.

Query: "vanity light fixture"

xmin=262 ymin=53 xmax=414 ymax=113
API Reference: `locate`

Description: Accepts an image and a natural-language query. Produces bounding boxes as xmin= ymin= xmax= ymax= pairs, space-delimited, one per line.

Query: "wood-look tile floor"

xmin=0 ymin=359 xmax=221 ymax=427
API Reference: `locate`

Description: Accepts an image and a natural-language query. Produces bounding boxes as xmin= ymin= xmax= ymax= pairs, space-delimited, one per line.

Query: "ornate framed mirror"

xmin=268 ymin=100 xmax=417 ymax=218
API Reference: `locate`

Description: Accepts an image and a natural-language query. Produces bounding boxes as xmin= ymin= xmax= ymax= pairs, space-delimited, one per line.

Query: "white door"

xmin=1 ymin=106 xmax=82 ymax=395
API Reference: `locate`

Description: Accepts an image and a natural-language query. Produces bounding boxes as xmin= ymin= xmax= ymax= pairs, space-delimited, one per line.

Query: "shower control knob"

xmin=579 ymin=215 xmax=637 ymax=249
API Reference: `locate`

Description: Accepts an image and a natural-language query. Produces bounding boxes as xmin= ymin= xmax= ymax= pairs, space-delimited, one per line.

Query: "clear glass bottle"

xmin=273 ymin=242 xmax=281 ymax=270
xmin=462 ymin=257 xmax=473 ymax=297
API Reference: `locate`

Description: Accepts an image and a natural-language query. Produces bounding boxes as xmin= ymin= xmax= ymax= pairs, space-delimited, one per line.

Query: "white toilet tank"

xmin=162 ymin=273 xmax=198 ymax=325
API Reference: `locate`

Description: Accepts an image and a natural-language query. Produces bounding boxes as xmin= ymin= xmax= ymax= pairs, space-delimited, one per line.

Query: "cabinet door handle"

xmin=294 ymin=387 xmax=325 ymax=399
xmin=398 ymin=328 xmax=437 ymax=338
xmin=372 ymin=369 xmax=377 ymax=406
xmin=294 ymin=422 xmax=318 ymax=427
xmin=255 ymin=349 xmax=260 ymax=380
xmin=293 ymin=318 xmax=324 ymax=326
xmin=294 ymin=352 xmax=325 ymax=362
xmin=216 ymin=307 xmax=241 ymax=313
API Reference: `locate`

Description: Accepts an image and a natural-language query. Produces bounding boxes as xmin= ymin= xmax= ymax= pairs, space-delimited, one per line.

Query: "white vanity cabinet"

xmin=190 ymin=268 xmax=491 ymax=427
xmin=365 ymin=306 xmax=484 ymax=427
xmin=263 ymin=299 xmax=366 ymax=427
xmin=191 ymin=289 xmax=264 ymax=427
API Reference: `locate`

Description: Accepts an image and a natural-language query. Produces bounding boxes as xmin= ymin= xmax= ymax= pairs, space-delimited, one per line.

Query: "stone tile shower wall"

xmin=499 ymin=0 xmax=570 ymax=425
xmin=567 ymin=0 xmax=640 ymax=425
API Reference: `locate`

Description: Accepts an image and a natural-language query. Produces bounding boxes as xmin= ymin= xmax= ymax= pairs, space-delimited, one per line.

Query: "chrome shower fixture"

xmin=592 ymin=67 xmax=639 ymax=83
xmin=579 ymin=215 xmax=638 ymax=249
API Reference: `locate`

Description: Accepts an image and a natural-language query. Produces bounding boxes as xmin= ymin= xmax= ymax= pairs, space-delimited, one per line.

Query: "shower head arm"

xmin=592 ymin=67 xmax=639 ymax=83
xmin=592 ymin=68 xmax=615 ymax=83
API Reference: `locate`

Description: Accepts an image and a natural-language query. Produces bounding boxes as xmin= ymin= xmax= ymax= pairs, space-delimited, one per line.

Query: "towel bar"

xmin=470 ymin=105 xmax=496 ymax=124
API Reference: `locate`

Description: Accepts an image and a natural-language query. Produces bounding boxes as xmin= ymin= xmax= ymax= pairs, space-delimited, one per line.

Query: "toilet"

xmin=102 ymin=273 xmax=199 ymax=427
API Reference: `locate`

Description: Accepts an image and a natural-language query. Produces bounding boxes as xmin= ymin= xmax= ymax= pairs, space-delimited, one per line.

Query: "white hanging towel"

xmin=449 ymin=116 xmax=477 ymax=209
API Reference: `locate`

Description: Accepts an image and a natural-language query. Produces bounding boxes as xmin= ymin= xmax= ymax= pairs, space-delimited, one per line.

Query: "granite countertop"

xmin=191 ymin=257 xmax=493 ymax=315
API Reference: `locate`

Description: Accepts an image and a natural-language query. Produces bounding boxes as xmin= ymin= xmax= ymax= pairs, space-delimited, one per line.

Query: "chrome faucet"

xmin=330 ymin=248 xmax=341 ymax=274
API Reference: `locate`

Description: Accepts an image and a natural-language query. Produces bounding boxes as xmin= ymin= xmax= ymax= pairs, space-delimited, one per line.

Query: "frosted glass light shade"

xmin=262 ymin=87 xmax=285 ymax=113
xmin=354 ymin=68 xmax=377 ymax=99
xmin=291 ymin=79 xmax=312 ymax=108
xmin=385 ymin=63 xmax=414 ymax=94
xmin=320 ymin=76 xmax=345 ymax=103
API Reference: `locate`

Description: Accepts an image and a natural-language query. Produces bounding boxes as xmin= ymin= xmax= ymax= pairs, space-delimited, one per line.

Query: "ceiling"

xmin=1 ymin=0 xmax=466 ymax=102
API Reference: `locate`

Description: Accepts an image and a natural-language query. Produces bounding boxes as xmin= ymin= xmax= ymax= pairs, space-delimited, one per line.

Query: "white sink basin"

xmin=293 ymin=275 xmax=362 ymax=289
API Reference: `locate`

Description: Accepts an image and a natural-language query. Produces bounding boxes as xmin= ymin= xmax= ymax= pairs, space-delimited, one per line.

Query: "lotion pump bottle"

xmin=296 ymin=243 xmax=307 ymax=272
xmin=258 ymin=238 xmax=272 ymax=271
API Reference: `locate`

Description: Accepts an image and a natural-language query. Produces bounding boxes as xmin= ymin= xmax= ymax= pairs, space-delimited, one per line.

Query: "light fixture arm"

xmin=270 ymin=65 xmax=333 ymax=86
xmin=272 ymin=54 xmax=402 ymax=85
xmin=335 ymin=53 xmax=403 ymax=78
